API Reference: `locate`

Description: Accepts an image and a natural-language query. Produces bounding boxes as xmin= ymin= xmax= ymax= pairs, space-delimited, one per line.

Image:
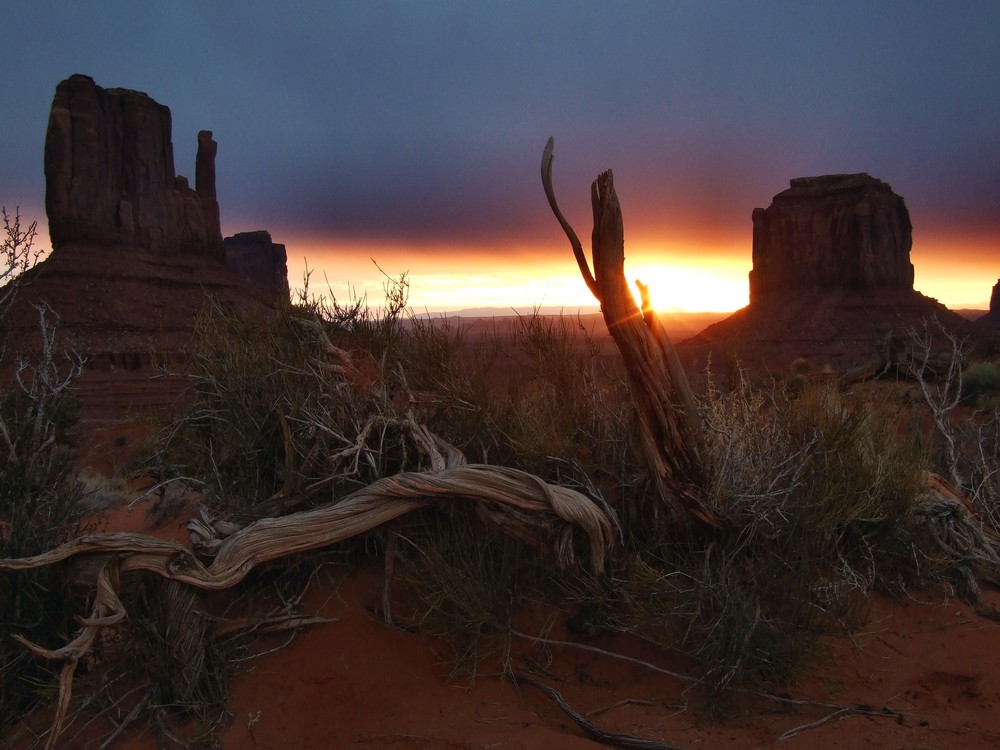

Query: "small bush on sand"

xmin=149 ymin=275 xmax=416 ymax=522
xmin=962 ymin=361 xmax=1000 ymax=408
xmin=389 ymin=508 xmax=554 ymax=682
xmin=568 ymin=374 xmax=925 ymax=712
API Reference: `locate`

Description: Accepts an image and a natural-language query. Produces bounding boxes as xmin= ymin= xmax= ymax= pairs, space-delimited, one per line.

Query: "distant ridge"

xmin=412 ymin=305 xmax=601 ymax=318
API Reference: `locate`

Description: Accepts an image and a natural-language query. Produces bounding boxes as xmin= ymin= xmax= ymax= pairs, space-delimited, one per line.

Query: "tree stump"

xmin=541 ymin=138 xmax=720 ymax=530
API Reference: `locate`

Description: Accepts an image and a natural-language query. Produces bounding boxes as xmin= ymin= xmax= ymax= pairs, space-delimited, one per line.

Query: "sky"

xmin=2 ymin=1 xmax=999 ymax=312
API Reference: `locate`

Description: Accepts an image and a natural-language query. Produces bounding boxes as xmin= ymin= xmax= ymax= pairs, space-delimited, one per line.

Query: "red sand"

xmin=56 ymin=497 xmax=1000 ymax=749
xmin=210 ymin=570 xmax=1000 ymax=749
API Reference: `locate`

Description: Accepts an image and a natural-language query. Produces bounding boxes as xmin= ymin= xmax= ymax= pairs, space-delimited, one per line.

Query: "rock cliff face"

xmin=225 ymin=231 xmax=290 ymax=302
xmin=749 ymin=174 xmax=914 ymax=303
xmin=978 ymin=280 xmax=1000 ymax=330
xmin=44 ymin=74 xmax=224 ymax=262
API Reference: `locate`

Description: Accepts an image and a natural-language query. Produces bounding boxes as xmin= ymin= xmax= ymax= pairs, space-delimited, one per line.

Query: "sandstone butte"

xmin=1 ymin=74 xmax=288 ymax=423
xmin=678 ymin=173 xmax=984 ymax=373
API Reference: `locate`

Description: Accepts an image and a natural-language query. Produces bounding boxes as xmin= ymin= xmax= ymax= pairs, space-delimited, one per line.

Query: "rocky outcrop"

xmin=749 ymin=174 xmax=914 ymax=303
xmin=679 ymin=174 xmax=979 ymax=373
xmin=2 ymin=75 xmax=285 ymax=422
xmin=978 ymin=280 xmax=1000 ymax=330
xmin=44 ymin=74 xmax=224 ymax=262
xmin=225 ymin=231 xmax=289 ymax=302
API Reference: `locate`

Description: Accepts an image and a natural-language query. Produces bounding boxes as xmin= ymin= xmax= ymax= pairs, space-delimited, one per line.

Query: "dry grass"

xmin=5 ymin=268 xmax=999 ymax=740
xmin=0 ymin=305 xmax=90 ymax=734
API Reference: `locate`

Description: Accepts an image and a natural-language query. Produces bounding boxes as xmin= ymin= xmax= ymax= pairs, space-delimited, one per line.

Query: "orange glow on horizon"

xmin=282 ymin=234 xmax=755 ymax=314
xmin=277 ymin=231 xmax=995 ymax=315
xmin=13 ymin=203 xmax=994 ymax=314
xmin=911 ymin=234 xmax=998 ymax=309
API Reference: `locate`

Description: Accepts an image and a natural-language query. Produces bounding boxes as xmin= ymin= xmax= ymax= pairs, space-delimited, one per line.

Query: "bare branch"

xmin=1 ymin=206 xmax=43 ymax=307
xmin=541 ymin=138 xmax=599 ymax=298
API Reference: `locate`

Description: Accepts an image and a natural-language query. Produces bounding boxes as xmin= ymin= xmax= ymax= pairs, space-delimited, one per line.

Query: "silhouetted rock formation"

xmin=2 ymin=75 xmax=283 ymax=422
xmin=225 ymin=231 xmax=289 ymax=302
xmin=679 ymin=174 xmax=978 ymax=373
xmin=45 ymin=74 xmax=225 ymax=262
xmin=749 ymin=174 xmax=914 ymax=303
xmin=978 ymin=279 xmax=1000 ymax=330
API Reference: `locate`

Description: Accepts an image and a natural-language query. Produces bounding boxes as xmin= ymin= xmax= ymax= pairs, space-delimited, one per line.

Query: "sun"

xmin=627 ymin=263 xmax=749 ymax=313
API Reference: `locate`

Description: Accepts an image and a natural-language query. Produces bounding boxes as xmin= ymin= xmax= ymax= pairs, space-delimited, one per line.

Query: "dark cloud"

xmin=3 ymin=1 xmax=999 ymax=265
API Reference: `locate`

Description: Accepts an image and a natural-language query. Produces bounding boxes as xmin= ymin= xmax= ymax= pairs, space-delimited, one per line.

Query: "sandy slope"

xmin=30 ymin=494 xmax=998 ymax=750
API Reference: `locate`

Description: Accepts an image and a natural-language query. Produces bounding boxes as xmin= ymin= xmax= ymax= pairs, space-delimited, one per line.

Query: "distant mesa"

xmin=2 ymin=74 xmax=290 ymax=420
xmin=679 ymin=173 xmax=979 ymax=372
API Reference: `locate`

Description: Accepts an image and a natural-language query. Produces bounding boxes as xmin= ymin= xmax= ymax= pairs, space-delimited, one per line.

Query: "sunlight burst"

xmin=628 ymin=264 xmax=749 ymax=312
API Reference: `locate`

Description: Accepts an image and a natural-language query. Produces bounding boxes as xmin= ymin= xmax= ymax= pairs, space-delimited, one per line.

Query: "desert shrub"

xmin=567 ymin=375 xmax=925 ymax=712
xmin=115 ymin=579 xmax=240 ymax=732
xmin=690 ymin=379 xmax=920 ymax=690
xmin=962 ymin=361 xmax=1000 ymax=408
xmin=408 ymin=311 xmax=640 ymax=503
xmin=389 ymin=508 xmax=556 ymax=681
xmin=155 ymin=299 xmax=328 ymax=518
xmin=149 ymin=277 xmax=421 ymax=521
xmin=961 ymin=407 xmax=1000 ymax=527
xmin=975 ymin=330 xmax=1000 ymax=359
xmin=0 ymin=305 xmax=88 ymax=733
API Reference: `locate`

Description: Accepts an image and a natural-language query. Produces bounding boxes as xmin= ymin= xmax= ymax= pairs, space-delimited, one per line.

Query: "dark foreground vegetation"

xmin=3 ymin=181 xmax=1000 ymax=748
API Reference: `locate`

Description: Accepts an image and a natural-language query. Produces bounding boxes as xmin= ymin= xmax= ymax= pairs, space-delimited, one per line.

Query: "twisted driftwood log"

xmin=1 ymin=435 xmax=614 ymax=748
xmin=541 ymin=137 xmax=720 ymax=529
xmin=1 ymin=465 xmax=613 ymax=589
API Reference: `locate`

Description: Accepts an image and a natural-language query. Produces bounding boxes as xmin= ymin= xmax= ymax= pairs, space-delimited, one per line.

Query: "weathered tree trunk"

xmin=542 ymin=138 xmax=720 ymax=530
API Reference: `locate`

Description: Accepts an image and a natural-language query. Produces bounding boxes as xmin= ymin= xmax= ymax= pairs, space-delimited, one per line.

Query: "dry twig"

xmin=512 ymin=672 xmax=686 ymax=750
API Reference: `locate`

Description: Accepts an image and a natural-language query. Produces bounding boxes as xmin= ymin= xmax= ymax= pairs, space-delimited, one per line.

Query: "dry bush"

xmin=566 ymin=373 xmax=926 ymax=712
xmin=148 ymin=275 xmax=422 ymax=522
xmin=963 ymin=361 xmax=1000 ymax=409
xmin=0 ymin=206 xmax=43 ymax=308
xmin=903 ymin=320 xmax=1000 ymax=522
xmin=0 ymin=305 xmax=89 ymax=734
xmin=388 ymin=508 xmax=556 ymax=682
xmin=401 ymin=311 xmax=640 ymax=507
xmin=1 ymin=209 xmax=93 ymax=734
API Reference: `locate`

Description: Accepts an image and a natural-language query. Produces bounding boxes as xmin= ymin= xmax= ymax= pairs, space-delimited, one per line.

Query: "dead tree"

xmin=541 ymin=137 xmax=720 ymax=530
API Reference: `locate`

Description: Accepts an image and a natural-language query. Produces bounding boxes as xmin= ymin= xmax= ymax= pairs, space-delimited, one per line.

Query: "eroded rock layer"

xmin=749 ymin=174 xmax=914 ymax=303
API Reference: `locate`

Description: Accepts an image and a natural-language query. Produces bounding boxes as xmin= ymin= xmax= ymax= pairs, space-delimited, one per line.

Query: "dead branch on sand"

xmin=0 ymin=434 xmax=614 ymax=747
xmin=512 ymin=672 xmax=687 ymax=750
